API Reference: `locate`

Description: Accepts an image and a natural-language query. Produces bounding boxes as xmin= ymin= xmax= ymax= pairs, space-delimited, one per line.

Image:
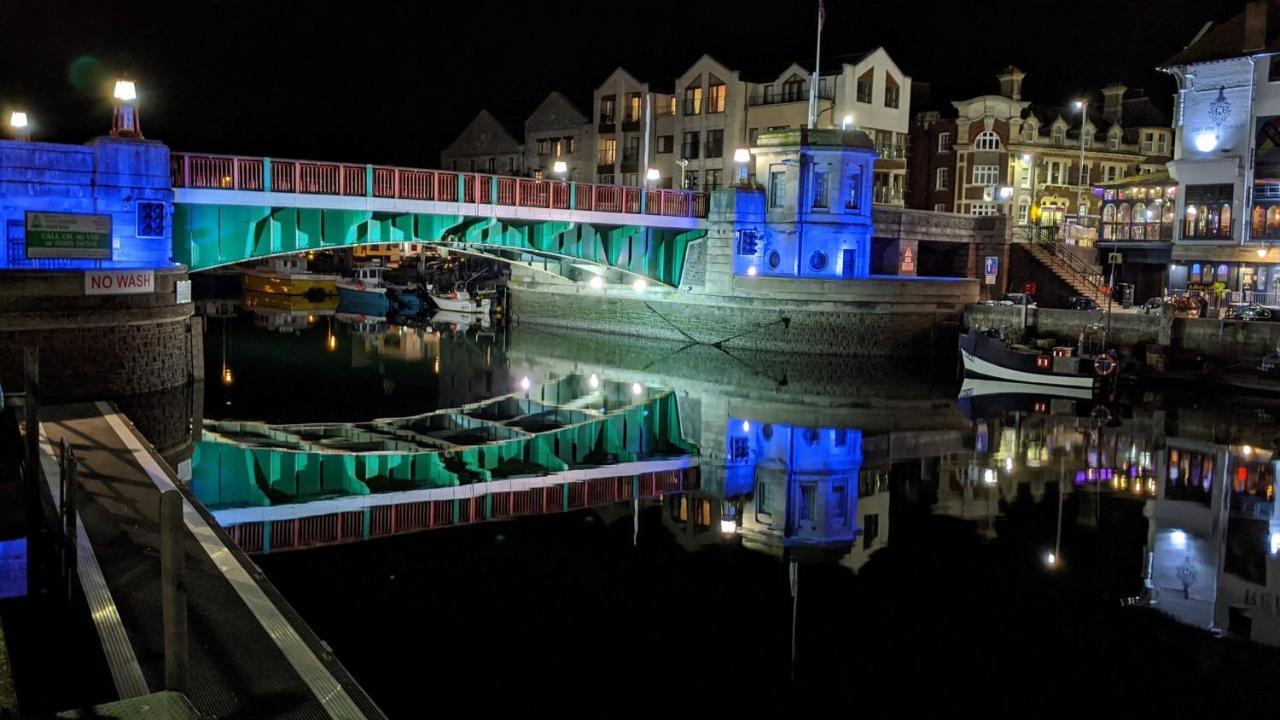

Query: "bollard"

xmin=23 ymin=348 xmax=39 ymax=597
xmin=62 ymin=443 xmax=78 ymax=601
xmin=160 ymin=490 xmax=188 ymax=692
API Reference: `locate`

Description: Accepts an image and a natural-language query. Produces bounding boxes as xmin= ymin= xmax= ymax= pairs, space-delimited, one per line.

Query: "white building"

xmin=1162 ymin=0 xmax=1280 ymax=300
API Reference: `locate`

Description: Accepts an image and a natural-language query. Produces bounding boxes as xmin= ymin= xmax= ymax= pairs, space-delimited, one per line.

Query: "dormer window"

xmin=1053 ymin=124 xmax=1066 ymax=145
xmin=1023 ymin=122 xmax=1037 ymax=142
xmin=1108 ymin=127 xmax=1122 ymax=150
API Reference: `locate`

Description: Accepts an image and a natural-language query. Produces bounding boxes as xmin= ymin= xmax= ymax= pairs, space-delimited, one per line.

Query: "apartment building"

xmin=524 ymin=91 xmax=590 ymax=182
xmin=439 ymin=110 xmax=523 ymax=175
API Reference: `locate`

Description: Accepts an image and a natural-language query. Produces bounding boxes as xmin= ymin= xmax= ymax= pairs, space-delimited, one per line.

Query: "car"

xmin=1066 ymin=296 xmax=1099 ymax=312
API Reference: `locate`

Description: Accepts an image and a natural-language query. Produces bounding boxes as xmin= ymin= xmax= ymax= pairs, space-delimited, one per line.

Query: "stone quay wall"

xmin=510 ymin=269 xmax=979 ymax=359
xmin=964 ymin=304 xmax=1280 ymax=364
xmin=0 ymin=269 xmax=201 ymax=402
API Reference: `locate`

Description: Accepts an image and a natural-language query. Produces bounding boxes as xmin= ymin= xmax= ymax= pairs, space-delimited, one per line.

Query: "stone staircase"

xmin=1020 ymin=234 xmax=1108 ymax=304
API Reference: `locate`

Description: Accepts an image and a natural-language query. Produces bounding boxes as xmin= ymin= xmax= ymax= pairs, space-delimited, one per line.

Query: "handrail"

xmin=1023 ymin=226 xmax=1106 ymax=293
xmin=170 ymin=152 xmax=709 ymax=220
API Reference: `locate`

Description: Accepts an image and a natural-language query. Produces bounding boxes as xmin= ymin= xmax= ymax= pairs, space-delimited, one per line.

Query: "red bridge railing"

xmin=172 ymin=152 xmax=708 ymax=220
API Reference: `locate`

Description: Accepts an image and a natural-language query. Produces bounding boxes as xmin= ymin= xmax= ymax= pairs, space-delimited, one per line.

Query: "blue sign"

xmin=984 ymin=256 xmax=999 ymax=285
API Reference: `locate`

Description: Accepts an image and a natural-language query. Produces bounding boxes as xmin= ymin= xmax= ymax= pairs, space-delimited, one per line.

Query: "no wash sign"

xmin=84 ymin=270 xmax=155 ymax=296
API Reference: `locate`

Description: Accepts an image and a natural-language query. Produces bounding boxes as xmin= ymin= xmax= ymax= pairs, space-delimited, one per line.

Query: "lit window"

xmin=684 ymin=84 xmax=703 ymax=115
xmin=973 ymin=165 xmax=999 ymax=185
xmin=708 ymin=82 xmax=727 ymax=113
xmin=975 ymin=131 xmax=1001 ymax=151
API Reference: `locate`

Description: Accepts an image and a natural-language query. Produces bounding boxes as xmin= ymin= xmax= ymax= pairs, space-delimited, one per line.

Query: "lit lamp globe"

xmin=552 ymin=160 xmax=568 ymax=177
xmin=111 ymin=79 xmax=142 ymax=138
xmin=733 ymin=147 xmax=751 ymax=185
xmin=841 ymin=114 xmax=853 ymax=130
xmin=645 ymin=167 xmax=660 ymax=184
xmin=1194 ymin=132 xmax=1218 ymax=153
xmin=8 ymin=111 xmax=29 ymax=141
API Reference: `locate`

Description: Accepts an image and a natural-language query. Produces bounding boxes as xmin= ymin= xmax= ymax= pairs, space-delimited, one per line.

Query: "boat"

xmin=429 ymin=287 xmax=491 ymax=315
xmin=336 ymin=266 xmax=422 ymax=316
xmin=242 ymin=255 xmax=341 ymax=297
xmin=959 ymin=329 xmax=1098 ymax=389
xmin=430 ymin=309 xmax=492 ymax=332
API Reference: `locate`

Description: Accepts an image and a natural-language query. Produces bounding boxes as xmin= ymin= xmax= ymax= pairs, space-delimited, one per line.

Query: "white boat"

xmin=958 ymin=378 xmax=1094 ymax=401
xmin=429 ymin=287 xmax=491 ymax=315
xmin=430 ymin=309 xmax=492 ymax=331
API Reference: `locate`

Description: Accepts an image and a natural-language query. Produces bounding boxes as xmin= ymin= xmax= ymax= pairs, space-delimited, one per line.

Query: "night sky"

xmin=0 ymin=0 xmax=1250 ymax=166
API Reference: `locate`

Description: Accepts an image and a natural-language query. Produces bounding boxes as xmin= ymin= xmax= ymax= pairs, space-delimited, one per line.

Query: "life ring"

xmin=1094 ymin=352 xmax=1117 ymax=376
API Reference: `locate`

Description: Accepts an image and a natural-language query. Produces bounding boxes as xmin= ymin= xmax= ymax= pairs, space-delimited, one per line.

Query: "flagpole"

xmin=807 ymin=0 xmax=824 ymax=129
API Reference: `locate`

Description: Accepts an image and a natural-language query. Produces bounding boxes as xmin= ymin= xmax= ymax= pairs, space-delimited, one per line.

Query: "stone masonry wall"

xmin=0 ymin=269 xmax=199 ymax=402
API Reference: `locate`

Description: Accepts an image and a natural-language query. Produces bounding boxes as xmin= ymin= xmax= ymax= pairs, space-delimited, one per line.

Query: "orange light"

xmin=221 ymin=367 xmax=234 ymax=385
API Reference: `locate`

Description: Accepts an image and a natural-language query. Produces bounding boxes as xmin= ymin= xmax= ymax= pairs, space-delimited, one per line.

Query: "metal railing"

xmin=873 ymin=186 xmax=904 ymax=205
xmin=1182 ymin=217 xmax=1234 ymax=241
xmin=172 ymin=153 xmax=708 ymax=219
xmin=1100 ymin=221 xmax=1174 ymax=241
xmin=746 ymin=86 xmax=835 ymax=107
xmin=1023 ymin=226 xmax=1106 ymax=294
xmin=875 ymin=144 xmax=907 ymax=161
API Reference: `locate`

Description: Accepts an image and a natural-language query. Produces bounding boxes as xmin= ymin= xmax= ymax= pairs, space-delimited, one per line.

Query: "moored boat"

xmin=959 ymin=330 xmax=1098 ymax=389
xmin=429 ymin=287 xmax=491 ymax=315
xmin=336 ymin=266 xmax=421 ymax=316
xmin=243 ymin=255 xmax=341 ymax=296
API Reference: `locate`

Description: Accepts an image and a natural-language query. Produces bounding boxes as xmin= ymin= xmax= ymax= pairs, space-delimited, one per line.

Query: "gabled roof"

xmin=1162 ymin=0 xmax=1280 ymax=66
xmin=525 ymin=91 xmax=586 ymax=134
xmin=441 ymin=110 xmax=521 ymax=158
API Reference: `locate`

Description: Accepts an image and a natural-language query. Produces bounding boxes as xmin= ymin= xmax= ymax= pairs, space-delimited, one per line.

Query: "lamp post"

xmin=112 ymin=79 xmax=142 ymax=138
xmin=676 ymin=158 xmax=689 ymax=190
xmin=1073 ymin=98 xmax=1089 ymax=220
xmin=8 ymin=111 xmax=29 ymax=142
xmin=733 ymin=147 xmax=751 ymax=186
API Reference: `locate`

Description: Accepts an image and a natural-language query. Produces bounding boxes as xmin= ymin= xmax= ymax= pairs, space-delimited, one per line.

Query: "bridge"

xmin=171 ymin=153 xmax=709 ymax=287
xmin=191 ymin=373 xmax=698 ymax=551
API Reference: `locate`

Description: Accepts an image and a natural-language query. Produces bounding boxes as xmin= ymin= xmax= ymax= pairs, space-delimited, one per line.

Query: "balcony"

xmin=598 ymin=115 xmax=616 ymax=133
xmin=622 ymin=149 xmax=640 ymax=164
xmin=746 ymin=86 xmax=835 ymax=107
xmin=1182 ymin=217 xmax=1234 ymax=241
xmin=875 ymin=144 xmax=906 ymax=161
xmin=873 ymin=186 xmax=904 ymax=206
xmin=1100 ymin=221 xmax=1174 ymax=242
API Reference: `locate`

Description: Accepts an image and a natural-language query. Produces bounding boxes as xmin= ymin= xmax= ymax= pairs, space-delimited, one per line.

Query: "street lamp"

xmin=841 ymin=114 xmax=854 ymax=130
xmin=676 ymin=158 xmax=689 ymax=190
xmin=646 ymin=167 xmax=660 ymax=185
xmin=733 ymin=147 xmax=751 ymax=186
xmin=552 ymin=159 xmax=568 ymax=178
xmin=112 ymin=78 xmax=142 ymax=138
xmin=8 ymin=111 xmax=29 ymax=142
xmin=1073 ymin=98 xmax=1089 ymax=219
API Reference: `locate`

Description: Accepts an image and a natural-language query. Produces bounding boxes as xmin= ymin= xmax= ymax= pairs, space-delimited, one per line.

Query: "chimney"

xmin=1245 ymin=0 xmax=1269 ymax=52
xmin=997 ymin=66 xmax=1025 ymax=101
xmin=1102 ymin=83 xmax=1127 ymax=125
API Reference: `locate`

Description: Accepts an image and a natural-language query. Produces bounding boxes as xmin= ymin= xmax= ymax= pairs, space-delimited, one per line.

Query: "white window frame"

xmin=972 ymin=165 xmax=999 ymax=185
xmin=937 ymin=132 xmax=952 ymax=153
xmin=936 ymin=167 xmax=950 ymax=190
xmin=1017 ymin=197 xmax=1031 ymax=224
xmin=934 ymin=203 xmax=949 ymax=212
xmin=975 ymin=130 xmax=1001 ymax=151
xmin=970 ymin=203 xmax=998 ymax=216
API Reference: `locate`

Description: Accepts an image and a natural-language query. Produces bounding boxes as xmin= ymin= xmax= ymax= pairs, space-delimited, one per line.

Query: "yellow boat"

xmin=242 ymin=256 xmax=340 ymax=296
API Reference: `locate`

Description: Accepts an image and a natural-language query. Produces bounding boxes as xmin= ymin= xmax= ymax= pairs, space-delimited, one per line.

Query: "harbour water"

xmin=192 ymin=293 xmax=1280 ymax=715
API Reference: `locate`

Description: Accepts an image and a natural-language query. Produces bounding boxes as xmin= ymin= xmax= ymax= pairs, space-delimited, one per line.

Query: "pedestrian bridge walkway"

xmin=171 ymin=153 xmax=708 ymax=287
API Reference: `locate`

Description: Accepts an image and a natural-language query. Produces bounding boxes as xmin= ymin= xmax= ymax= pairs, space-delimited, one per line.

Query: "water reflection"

xmin=192 ymin=302 xmax=1280 ymax=669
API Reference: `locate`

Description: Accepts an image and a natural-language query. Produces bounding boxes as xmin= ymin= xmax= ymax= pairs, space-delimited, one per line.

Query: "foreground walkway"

xmin=38 ymin=402 xmax=382 ymax=719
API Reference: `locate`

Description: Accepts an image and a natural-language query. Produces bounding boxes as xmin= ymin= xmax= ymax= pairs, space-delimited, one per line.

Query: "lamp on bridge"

xmin=645 ymin=167 xmax=660 ymax=186
xmin=111 ymin=79 xmax=142 ymax=138
xmin=553 ymin=160 xmax=568 ymax=180
xmin=733 ymin=147 xmax=751 ymax=186
xmin=8 ymin=111 xmax=29 ymax=142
